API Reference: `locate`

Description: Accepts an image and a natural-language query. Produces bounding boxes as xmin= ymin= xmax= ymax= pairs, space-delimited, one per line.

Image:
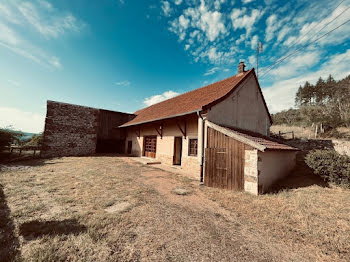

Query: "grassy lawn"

xmin=0 ymin=156 xmax=350 ymax=261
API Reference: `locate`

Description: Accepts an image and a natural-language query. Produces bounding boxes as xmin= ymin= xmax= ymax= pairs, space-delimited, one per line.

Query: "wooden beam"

xmin=135 ymin=127 xmax=140 ymax=138
xmin=176 ymin=120 xmax=186 ymax=138
xmin=154 ymin=124 xmax=163 ymax=138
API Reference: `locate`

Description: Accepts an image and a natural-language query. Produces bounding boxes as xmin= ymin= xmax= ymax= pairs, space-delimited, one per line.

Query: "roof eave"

xmin=119 ymin=109 xmax=200 ymax=128
xmin=206 ymin=121 xmax=267 ymax=152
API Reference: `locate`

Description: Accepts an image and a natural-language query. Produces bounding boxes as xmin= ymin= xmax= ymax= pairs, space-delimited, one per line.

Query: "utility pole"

xmin=257 ymin=42 xmax=263 ymax=79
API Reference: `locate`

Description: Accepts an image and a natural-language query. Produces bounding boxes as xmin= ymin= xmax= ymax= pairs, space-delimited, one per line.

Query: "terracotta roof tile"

xmin=121 ymin=70 xmax=253 ymax=127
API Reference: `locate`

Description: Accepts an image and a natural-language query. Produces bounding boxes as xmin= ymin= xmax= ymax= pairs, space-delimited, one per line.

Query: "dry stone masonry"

xmin=41 ymin=101 xmax=99 ymax=158
xmin=42 ymin=101 xmax=135 ymax=158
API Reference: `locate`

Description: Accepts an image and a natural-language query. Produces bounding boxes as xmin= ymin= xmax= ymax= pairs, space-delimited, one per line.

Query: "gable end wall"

xmin=207 ymin=74 xmax=271 ymax=136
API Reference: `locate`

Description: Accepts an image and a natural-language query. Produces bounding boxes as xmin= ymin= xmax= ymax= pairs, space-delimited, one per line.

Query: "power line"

xmin=284 ymin=0 xmax=346 ymax=49
xmin=260 ymin=17 xmax=350 ymax=79
xmin=305 ymin=5 xmax=350 ymax=45
xmin=260 ymin=0 xmax=348 ymax=75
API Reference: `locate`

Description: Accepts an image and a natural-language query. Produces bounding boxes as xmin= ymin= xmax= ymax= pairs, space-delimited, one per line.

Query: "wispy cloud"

xmin=263 ymin=49 xmax=350 ymax=113
xmin=0 ymin=0 xmax=85 ymax=69
xmin=143 ymin=90 xmax=180 ymax=106
xmin=115 ymin=80 xmax=131 ymax=87
xmin=7 ymin=79 xmax=20 ymax=87
xmin=204 ymin=67 xmax=220 ymax=76
xmin=230 ymin=8 xmax=262 ymax=36
xmin=162 ymin=0 xmax=350 ymax=112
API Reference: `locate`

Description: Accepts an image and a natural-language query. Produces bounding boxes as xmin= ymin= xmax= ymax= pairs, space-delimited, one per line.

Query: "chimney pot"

xmin=238 ymin=61 xmax=246 ymax=74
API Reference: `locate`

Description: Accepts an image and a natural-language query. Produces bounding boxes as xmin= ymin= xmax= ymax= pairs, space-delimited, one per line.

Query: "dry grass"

xmin=0 ymin=156 xmax=350 ymax=261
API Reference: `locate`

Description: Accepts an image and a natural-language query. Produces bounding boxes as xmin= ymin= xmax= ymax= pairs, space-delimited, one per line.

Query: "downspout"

xmin=197 ymin=111 xmax=205 ymax=183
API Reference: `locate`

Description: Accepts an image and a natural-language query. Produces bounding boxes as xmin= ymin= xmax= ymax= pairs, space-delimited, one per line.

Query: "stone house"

xmin=120 ymin=62 xmax=298 ymax=194
xmin=42 ymin=62 xmax=297 ymax=194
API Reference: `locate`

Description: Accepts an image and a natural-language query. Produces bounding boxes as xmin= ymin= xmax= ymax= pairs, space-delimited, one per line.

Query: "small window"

xmin=188 ymin=138 xmax=198 ymax=156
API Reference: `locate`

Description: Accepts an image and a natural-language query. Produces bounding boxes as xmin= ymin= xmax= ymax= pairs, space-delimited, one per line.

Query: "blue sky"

xmin=0 ymin=0 xmax=350 ymax=132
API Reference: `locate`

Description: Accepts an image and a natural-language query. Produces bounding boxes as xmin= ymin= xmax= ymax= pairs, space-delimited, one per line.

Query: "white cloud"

xmin=204 ymin=67 xmax=220 ymax=76
xmin=265 ymin=14 xmax=277 ymax=42
xmin=0 ymin=22 xmax=20 ymax=45
xmin=180 ymin=0 xmax=226 ymax=42
xmin=242 ymin=0 xmax=254 ymax=3
xmin=48 ymin=56 xmax=62 ymax=69
xmin=250 ymin=35 xmax=258 ymax=49
xmin=284 ymin=2 xmax=350 ymax=47
xmin=231 ymin=8 xmax=262 ymax=36
xmin=7 ymin=79 xmax=20 ymax=87
xmin=235 ymin=34 xmax=245 ymax=45
xmin=0 ymin=107 xmax=45 ymax=133
xmin=143 ymin=90 xmax=180 ymax=106
xmin=268 ymin=50 xmax=321 ymax=79
xmin=248 ymin=55 xmax=256 ymax=67
xmin=174 ymin=0 xmax=183 ymax=5
xmin=0 ymin=0 xmax=84 ymax=69
xmin=276 ymin=26 xmax=291 ymax=43
xmin=206 ymin=47 xmax=223 ymax=63
xmin=179 ymin=15 xmax=190 ymax=29
xmin=262 ymin=49 xmax=350 ymax=113
xmin=214 ymin=0 xmax=226 ymax=10
xmin=0 ymin=2 xmax=21 ymax=24
xmin=161 ymin=1 xmax=172 ymax=16
xmin=17 ymin=1 xmax=82 ymax=39
xmin=115 ymin=80 xmax=131 ymax=87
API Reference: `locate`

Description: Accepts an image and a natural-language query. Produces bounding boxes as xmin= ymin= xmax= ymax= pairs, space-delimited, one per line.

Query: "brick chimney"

xmin=238 ymin=61 xmax=246 ymax=74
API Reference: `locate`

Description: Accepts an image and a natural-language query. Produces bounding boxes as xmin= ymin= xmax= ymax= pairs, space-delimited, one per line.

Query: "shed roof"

xmin=206 ymin=121 xmax=298 ymax=152
xmin=120 ymin=69 xmax=272 ymax=127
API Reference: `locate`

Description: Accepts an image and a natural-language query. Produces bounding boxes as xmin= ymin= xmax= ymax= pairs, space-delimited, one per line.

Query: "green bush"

xmin=305 ymin=150 xmax=350 ymax=186
xmin=25 ymin=134 xmax=43 ymax=146
xmin=0 ymin=129 xmax=22 ymax=151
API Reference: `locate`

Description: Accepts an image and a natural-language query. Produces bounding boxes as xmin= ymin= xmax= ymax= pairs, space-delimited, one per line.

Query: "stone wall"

xmin=42 ymin=101 xmax=100 ymax=158
xmin=244 ymin=149 xmax=259 ymax=195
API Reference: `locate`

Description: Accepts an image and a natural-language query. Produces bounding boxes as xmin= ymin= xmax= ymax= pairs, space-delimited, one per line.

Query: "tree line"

xmin=273 ymin=74 xmax=350 ymax=134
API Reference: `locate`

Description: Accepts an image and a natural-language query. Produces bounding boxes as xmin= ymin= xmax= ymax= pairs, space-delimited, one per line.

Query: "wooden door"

xmin=173 ymin=137 xmax=182 ymax=165
xmin=144 ymin=136 xmax=157 ymax=158
xmin=204 ymin=148 xmax=228 ymax=188
xmin=205 ymin=127 xmax=245 ymax=191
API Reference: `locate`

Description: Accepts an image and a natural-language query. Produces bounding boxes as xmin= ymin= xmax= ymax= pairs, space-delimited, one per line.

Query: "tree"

xmin=0 ymin=128 xmax=22 ymax=152
xmin=25 ymin=133 xmax=43 ymax=146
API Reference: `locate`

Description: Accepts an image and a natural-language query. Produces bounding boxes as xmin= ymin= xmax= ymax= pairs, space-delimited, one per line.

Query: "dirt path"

xmin=123 ymin=160 xmax=311 ymax=261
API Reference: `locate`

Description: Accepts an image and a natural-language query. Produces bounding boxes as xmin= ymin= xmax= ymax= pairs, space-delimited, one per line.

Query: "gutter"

xmin=197 ymin=111 xmax=205 ymax=184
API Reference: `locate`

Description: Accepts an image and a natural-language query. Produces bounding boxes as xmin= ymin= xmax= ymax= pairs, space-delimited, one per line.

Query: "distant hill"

xmin=21 ymin=132 xmax=37 ymax=141
xmin=1 ymin=128 xmax=38 ymax=141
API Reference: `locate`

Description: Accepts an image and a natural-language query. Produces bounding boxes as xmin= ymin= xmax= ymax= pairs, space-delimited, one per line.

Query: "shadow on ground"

xmin=19 ymin=219 xmax=87 ymax=240
xmin=0 ymin=184 xmax=20 ymax=262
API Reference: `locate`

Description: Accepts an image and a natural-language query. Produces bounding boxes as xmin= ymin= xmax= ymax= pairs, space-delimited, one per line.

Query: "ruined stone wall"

xmin=41 ymin=101 xmax=99 ymax=158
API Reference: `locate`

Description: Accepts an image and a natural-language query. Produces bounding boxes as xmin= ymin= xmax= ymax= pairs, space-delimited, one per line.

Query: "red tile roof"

xmin=224 ymin=125 xmax=298 ymax=151
xmin=121 ymin=69 xmax=271 ymax=127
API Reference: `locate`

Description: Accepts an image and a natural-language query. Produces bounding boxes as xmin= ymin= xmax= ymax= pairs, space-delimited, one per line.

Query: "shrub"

xmin=25 ymin=134 xmax=43 ymax=146
xmin=0 ymin=129 xmax=22 ymax=152
xmin=305 ymin=150 xmax=350 ymax=186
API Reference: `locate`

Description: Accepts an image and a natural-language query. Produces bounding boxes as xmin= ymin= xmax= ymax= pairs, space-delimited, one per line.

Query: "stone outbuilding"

xmin=204 ymin=121 xmax=297 ymax=194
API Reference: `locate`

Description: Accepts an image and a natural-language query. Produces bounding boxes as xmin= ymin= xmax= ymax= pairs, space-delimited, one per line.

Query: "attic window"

xmin=188 ymin=139 xmax=198 ymax=156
